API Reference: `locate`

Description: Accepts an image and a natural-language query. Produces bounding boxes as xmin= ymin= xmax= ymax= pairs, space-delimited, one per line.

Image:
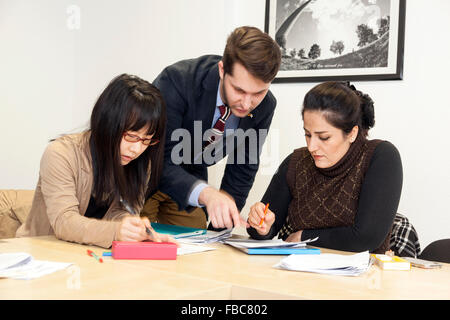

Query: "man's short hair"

xmin=222 ymin=26 xmax=281 ymax=83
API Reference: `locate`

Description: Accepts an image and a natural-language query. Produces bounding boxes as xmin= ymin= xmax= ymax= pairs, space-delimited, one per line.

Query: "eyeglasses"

xmin=123 ymin=133 xmax=159 ymax=146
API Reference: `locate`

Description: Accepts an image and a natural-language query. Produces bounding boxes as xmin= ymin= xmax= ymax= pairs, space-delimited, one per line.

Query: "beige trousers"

xmin=140 ymin=191 xmax=207 ymax=229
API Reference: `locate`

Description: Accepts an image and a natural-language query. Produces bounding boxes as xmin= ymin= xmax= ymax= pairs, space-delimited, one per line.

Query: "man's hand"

xmin=198 ymin=186 xmax=247 ymax=229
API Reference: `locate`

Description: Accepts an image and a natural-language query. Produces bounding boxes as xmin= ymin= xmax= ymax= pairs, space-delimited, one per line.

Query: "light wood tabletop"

xmin=1 ymin=236 xmax=449 ymax=300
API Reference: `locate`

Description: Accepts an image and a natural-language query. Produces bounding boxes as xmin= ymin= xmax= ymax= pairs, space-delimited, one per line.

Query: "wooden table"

xmin=1 ymin=236 xmax=449 ymax=300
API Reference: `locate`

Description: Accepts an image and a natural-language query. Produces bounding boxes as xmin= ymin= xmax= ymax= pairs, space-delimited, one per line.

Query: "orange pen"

xmin=258 ymin=203 xmax=270 ymax=227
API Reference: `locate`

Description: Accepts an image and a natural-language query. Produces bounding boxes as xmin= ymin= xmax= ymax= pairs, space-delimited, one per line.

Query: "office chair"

xmin=418 ymin=239 xmax=450 ymax=263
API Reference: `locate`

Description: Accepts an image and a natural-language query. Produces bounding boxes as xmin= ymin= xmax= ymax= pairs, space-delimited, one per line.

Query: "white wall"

xmin=1 ymin=0 xmax=449 ymax=249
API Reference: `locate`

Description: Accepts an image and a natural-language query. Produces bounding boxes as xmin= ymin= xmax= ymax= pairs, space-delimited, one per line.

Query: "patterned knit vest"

xmin=280 ymin=133 xmax=390 ymax=253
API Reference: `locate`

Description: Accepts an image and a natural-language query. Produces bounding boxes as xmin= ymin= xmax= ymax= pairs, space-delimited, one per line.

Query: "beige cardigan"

xmin=16 ymin=131 xmax=149 ymax=248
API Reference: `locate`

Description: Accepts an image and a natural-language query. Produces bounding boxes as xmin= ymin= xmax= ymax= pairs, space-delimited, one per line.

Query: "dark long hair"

xmin=302 ymin=81 xmax=375 ymax=137
xmin=89 ymin=74 xmax=166 ymax=211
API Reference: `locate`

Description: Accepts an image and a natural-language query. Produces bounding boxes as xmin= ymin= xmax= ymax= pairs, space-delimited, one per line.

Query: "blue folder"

xmin=150 ymin=222 xmax=207 ymax=238
xmin=241 ymin=247 xmax=321 ymax=255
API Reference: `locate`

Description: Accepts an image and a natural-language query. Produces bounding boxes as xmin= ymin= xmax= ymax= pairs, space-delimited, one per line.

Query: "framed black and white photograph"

xmin=265 ymin=0 xmax=406 ymax=83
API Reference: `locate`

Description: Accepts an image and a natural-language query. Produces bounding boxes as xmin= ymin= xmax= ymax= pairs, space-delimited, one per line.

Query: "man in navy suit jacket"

xmin=141 ymin=26 xmax=281 ymax=230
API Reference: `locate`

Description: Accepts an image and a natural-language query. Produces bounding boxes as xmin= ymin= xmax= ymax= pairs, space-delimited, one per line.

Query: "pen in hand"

xmin=259 ymin=203 xmax=270 ymax=227
xmin=121 ymin=199 xmax=159 ymax=241
xmin=144 ymin=223 xmax=161 ymax=242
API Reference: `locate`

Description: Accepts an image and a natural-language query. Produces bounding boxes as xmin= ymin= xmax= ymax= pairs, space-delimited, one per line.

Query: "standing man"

xmin=141 ymin=26 xmax=281 ymax=230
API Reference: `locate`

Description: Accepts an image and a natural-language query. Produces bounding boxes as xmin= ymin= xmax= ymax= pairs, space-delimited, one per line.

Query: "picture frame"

xmin=265 ymin=0 xmax=406 ymax=83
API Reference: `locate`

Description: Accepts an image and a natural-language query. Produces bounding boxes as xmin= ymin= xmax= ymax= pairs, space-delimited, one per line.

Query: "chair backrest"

xmin=0 ymin=190 xmax=35 ymax=239
xmin=418 ymin=239 xmax=450 ymax=263
xmin=390 ymin=213 xmax=421 ymax=258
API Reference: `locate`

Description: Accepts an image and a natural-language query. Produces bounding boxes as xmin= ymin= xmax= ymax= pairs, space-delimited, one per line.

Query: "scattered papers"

xmin=0 ymin=252 xmax=72 ymax=280
xmin=274 ymin=251 xmax=371 ymax=276
xmin=173 ymin=230 xmax=206 ymax=239
xmin=178 ymin=229 xmax=232 ymax=244
xmin=176 ymin=242 xmax=217 ymax=255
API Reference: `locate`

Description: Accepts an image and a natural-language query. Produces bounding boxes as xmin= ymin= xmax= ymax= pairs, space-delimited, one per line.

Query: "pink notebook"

xmin=112 ymin=241 xmax=177 ymax=260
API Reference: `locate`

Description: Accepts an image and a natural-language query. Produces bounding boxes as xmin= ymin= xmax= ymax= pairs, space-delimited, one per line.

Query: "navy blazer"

xmin=153 ymin=55 xmax=277 ymax=212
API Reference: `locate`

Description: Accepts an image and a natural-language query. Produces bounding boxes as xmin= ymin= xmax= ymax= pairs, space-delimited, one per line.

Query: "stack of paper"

xmin=178 ymin=228 xmax=232 ymax=244
xmin=274 ymin=251 xmax=371 ymax=276
xmin=223 ymin=238 xmax=320 ymax=255
xmin=0 ymin=252 xmax=72 ymax=280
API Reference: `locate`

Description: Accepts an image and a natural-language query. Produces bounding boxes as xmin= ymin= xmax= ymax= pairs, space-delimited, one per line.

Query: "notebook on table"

xmin=151 ymin=222 xmax=207 ymax=239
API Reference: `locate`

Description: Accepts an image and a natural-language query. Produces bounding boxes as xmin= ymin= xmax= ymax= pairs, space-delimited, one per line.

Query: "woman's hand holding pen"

xmin=116 ymin=216 xmax=152 ymax=241
xmin=247 ymin=202 xmax=275 ymax=236
xmin=141 ymin=217 xmax=180 ymax=247
xmin=116 ymin=216 xmax=179 ymax=246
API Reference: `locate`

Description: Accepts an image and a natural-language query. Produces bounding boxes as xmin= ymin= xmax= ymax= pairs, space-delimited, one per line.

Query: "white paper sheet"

xmin=176 ymin=242 xmax=217 ymax=255
xmin=0 ymin=252 xmax=72 ymax=280
xmin=274 ymin=251 xmax=371 ymax=276
xmin=0 ymin=252 xmax=32 ymax=270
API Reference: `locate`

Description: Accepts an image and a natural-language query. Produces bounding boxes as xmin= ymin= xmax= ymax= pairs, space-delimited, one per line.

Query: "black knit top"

xmin=247 ymin=140 xmax=403 ymax=253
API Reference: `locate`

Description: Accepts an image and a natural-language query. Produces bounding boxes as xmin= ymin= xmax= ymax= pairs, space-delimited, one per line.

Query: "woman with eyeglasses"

xmin=247 ymin=81 xmax=403 ymax=253
xmin=16 ymin=74 xmax=177 ymax=248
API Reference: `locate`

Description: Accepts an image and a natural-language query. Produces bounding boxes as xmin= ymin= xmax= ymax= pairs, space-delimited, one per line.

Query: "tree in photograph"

xmin=356 ymin=24 xmax=378 ymax=47
xmin=298 ymin=48 xmax=306 ymax=59
xmin=330 ymin=40 xmax=345 ymax=55
xmin=308 ymin=44 xmax=321 ymax=59
xmin=378 ymin=16 xmax=390 ymax=37
xmin=290 ymin=48 xmax=297 ymax=59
